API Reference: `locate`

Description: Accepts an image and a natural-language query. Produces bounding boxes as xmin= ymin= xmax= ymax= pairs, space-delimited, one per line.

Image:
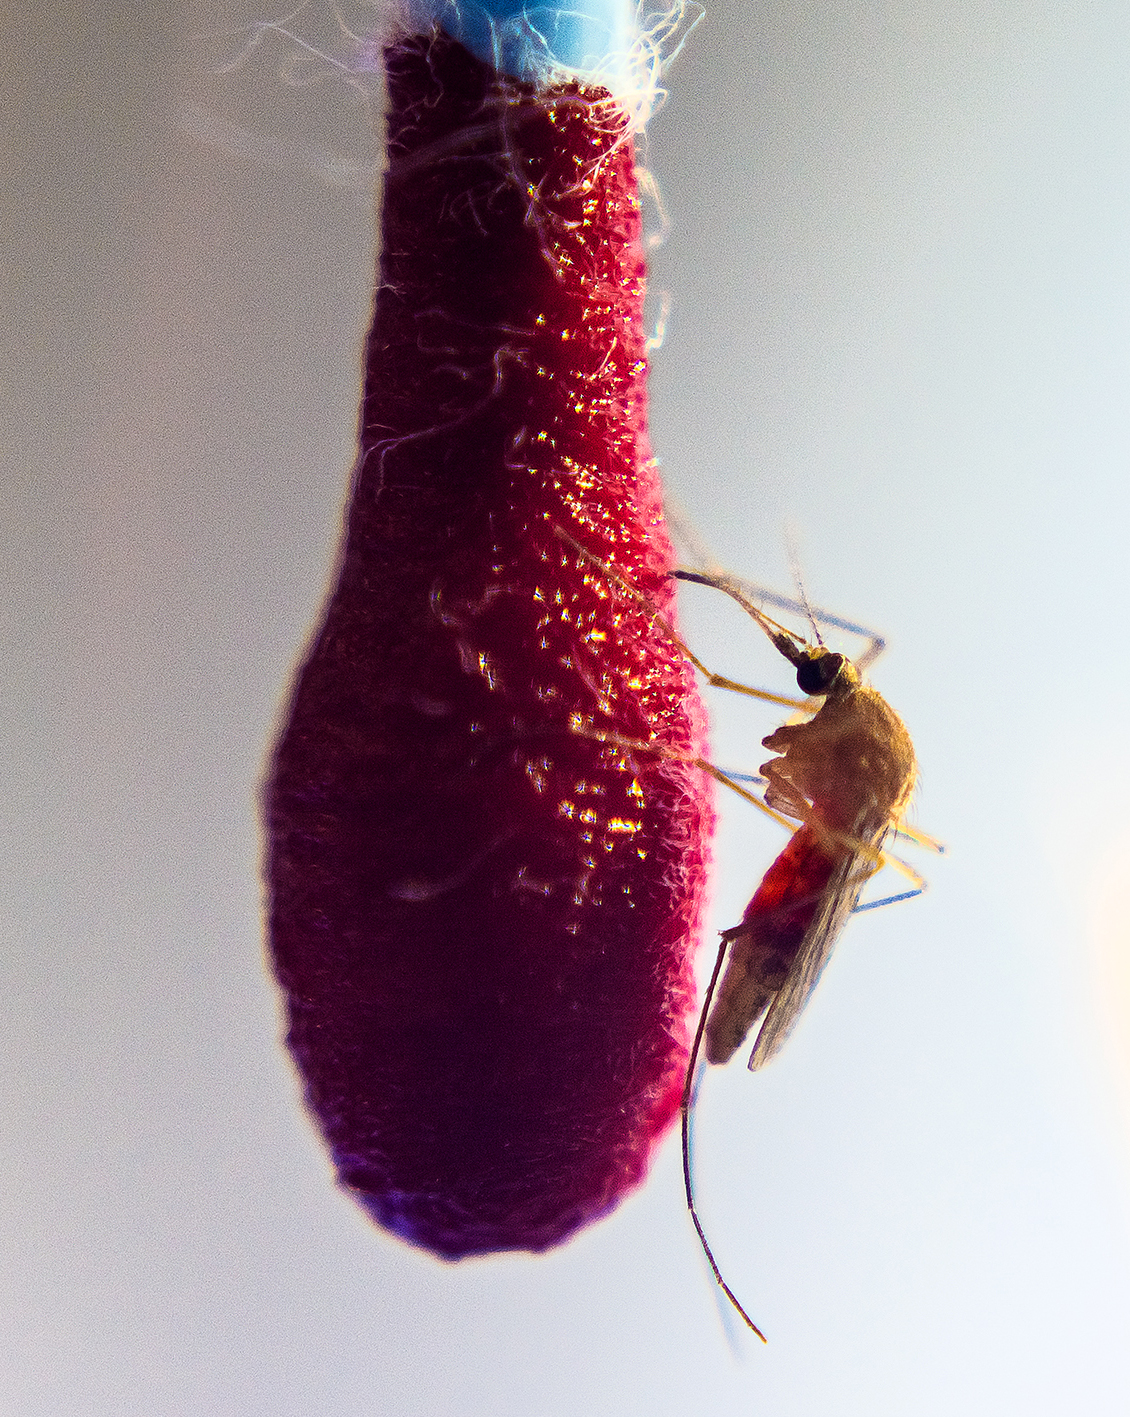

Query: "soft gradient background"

xmin=6 ymin=2 xmax=1130 ymax=1411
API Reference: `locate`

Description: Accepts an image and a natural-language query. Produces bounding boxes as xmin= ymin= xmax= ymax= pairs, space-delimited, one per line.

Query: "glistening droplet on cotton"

xmin=262 ymin=0 xmax=714 ymax=1260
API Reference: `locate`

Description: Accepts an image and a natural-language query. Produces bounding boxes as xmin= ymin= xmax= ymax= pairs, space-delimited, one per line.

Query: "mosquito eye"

xmin=796 ymin=652 xmax=845 ymax=696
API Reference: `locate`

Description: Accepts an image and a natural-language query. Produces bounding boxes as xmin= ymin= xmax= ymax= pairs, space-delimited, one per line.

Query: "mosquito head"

xmin=795 ymin=648 xmax=859 ymax=698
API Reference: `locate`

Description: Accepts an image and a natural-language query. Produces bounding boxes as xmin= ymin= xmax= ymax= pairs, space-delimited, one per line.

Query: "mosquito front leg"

xmin=551 ymin=525 xmax=811 ymax=713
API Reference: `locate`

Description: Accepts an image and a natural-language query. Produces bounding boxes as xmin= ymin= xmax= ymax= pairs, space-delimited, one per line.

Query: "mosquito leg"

xmin=832 ymin=856 xmax=926 ymax=913
xmin=890 ymin=822 xmax=947 ymax=855
xmin=570 ymin=719 xmax=927 ymax=883
xmin=567 ymin=717 xmax=798 ymax=834
xmin=680 ymin=934 xmax=768 ymax=1343
xmin=853 ymin=888 xmax=924 ymax=912
xmin=552 ymin=525 xmax=810 ymax=712
xmin=700 ymin=673 xmax=808 ymax=712
xmin=875 ymin=848 xmax=927 ymax=890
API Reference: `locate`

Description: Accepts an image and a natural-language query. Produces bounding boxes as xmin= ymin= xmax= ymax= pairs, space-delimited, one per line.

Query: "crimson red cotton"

xmin=264 ymin=33 xmax=713 ymax=1258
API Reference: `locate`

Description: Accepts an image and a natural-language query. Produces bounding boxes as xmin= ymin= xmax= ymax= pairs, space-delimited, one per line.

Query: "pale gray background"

xmin=6 ymin=1 xmax=1130 ymax=1412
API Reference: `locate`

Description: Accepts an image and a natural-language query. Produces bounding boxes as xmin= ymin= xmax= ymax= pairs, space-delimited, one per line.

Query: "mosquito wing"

xmin=747 ymin=828 xmax=887 ymax=1070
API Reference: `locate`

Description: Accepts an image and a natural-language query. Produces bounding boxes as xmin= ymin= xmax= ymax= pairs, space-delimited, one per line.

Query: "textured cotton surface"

xmin=264 ymin=32 xmax=712 ymax=1258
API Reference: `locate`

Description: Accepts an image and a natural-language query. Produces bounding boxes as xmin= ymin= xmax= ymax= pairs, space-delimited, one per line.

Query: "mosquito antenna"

xmin=681 ymin=938 xmax=768 ymax=1344
xmin=795 ymin=573 xmax=823 ymax=647
xmin=784 ymin=529 xmax=824 ymax=648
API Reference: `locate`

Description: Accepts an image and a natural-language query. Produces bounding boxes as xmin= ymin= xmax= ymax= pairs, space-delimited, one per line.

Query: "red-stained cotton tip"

xmin=263 ymin=33 xmax=712 ymax=1259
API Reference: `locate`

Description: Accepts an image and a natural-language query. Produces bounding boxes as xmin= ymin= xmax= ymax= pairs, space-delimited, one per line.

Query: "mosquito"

xmin=552 ymin=526 xmax=941 ymax=1340
xmin=667 ymin=564 xmax=942 ymax=1339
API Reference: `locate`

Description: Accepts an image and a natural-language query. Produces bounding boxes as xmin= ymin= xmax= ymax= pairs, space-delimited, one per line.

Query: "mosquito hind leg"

xmin=679 ymin=933 xmax=769 ymax=1342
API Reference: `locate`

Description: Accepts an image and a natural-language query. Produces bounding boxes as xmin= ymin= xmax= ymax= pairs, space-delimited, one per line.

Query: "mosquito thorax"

xmin=795 ymin=649 xmax=859 ymax=697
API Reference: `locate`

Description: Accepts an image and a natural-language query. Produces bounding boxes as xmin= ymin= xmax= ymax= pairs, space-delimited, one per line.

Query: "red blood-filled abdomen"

xmin=263 ymin=34 xmax=712 ymax=1258
xmin=739 ymin=825 xmax=839 ymax=949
